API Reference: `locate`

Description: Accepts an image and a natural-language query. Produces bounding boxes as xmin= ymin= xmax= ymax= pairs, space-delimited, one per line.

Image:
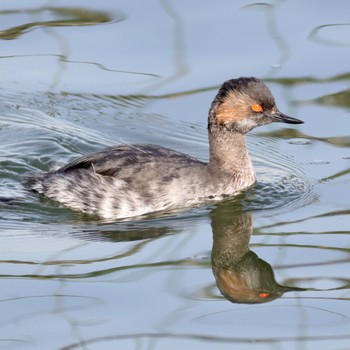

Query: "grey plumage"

xmin=24 ymin=77 xmax=303 ymax=220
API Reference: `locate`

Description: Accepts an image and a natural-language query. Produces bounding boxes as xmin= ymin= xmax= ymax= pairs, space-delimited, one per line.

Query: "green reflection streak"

xmin=309 ymin=23 xmax=350 ymax=47
xmin=257 ymin=128 xmax=350 ymax=149
xmin=101 ymin=71 xmax=350 ymax=100
xmin=314 ymin=89 xmax=350 ymax=109
xmin=0 ymin=339 xmax=27 ymax=343
xmin=251 ymin=243 xmax=350 ymax=254
xmin=0 ymin=258 xmax=209 ymax=280
xmin=59 ymin=332 xmax=350 ymax=350
xmin=0 ymin=54 xmax=160 ymax=78
xmin=0 ymin=238 xmax=153 ymax=266
xmin=266 ymin=72 xmax=350 ymax=86
xmin=260 ymin=209 xmax=350 ymax=230
xmin=0 ymin=7 xmax=118 ymax=40
xmin=242 ymin=1 xmax=291 ymax=70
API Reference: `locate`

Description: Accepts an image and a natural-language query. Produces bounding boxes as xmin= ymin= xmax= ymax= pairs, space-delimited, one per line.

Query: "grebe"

xmin=25 ymin=77 xmax=303 ymax=219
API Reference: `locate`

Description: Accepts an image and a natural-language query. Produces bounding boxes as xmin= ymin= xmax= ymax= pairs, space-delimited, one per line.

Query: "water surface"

xmin=1 ymin=1 xmax=350 ymax=349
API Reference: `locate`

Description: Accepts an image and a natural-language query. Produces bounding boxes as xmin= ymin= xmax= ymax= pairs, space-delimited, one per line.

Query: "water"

xmin=1 ymin=1 xmax=350 ymax=349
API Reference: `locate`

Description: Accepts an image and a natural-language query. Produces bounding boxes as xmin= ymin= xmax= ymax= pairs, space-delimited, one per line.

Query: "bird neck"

xmin=208 ymin=127 xmax=254 ymax=178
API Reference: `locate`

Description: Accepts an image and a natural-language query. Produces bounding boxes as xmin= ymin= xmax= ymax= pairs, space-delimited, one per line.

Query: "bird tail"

xmin=22 ymin=173 xmax=46 ymax=193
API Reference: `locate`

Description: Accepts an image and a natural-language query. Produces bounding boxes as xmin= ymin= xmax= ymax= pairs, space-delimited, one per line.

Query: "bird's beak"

xmin=272 ymin=111 xmax=304 ymax=124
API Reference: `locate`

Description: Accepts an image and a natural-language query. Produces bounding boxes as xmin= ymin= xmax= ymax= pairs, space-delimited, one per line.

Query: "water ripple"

xmin=0 ymin=91 xmax=313 ymax=220
xmin=244 ymin=135 xmax=316 ymax=213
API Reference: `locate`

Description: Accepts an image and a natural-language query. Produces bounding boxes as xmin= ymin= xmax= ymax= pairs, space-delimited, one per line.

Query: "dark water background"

xmin=1 ymin=1 xmax=350 ymax=349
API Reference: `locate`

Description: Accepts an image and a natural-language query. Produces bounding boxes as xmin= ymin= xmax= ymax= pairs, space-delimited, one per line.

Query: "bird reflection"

xmin=211 ymin=203 xmax=303 ymax=303
xmin=69 ymin=202 xmax=303 ymax=304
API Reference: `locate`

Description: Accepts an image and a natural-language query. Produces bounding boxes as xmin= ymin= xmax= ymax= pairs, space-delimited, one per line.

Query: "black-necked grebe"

xmin=24 ymin=77 xmax=303 ymax=219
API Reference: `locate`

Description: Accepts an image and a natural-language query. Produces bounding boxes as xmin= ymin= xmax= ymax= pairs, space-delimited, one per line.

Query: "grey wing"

xmin=54 ymin=144 xmax=204 ymax=176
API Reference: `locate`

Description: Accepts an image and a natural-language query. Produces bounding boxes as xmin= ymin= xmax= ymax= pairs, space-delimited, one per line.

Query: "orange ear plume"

xmin=251 ymin=103 xmax=263 ymax=112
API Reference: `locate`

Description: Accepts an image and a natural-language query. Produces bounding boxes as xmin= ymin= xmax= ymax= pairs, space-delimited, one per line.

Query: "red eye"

xmin=259 ymin=292 xmax=269 ymax=298
xmin=252 ymin=103 xmax=263 ymax=112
